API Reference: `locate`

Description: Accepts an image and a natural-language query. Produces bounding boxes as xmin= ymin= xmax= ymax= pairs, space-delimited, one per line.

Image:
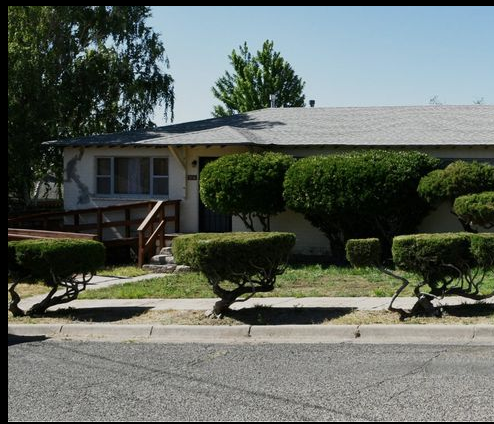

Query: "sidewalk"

xmin=18 ymin=273 xmax=493 ymax=312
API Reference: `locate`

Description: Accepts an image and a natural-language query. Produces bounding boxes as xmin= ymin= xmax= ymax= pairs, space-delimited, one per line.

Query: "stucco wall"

xmin=63 ymin=145 xmax=252 ymax=234
xmin=63 ymin=145 xmax=494 ymax=254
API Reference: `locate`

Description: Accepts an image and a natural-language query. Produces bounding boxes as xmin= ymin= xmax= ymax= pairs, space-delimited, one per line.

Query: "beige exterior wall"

xmin=63 ymin=145 xmax=252 ymax=234
xmin=63 ymin=145 xmax=494 ymax=254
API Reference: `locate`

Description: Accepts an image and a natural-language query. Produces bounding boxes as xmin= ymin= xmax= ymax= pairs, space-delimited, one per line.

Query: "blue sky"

xmin=149 ymin=6 xmax=494 ymax=125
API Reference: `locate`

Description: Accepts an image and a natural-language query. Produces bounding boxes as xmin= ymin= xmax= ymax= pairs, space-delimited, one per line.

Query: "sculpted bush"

xmin=453 ymin=192 xmax=494 ymax=229
xmin=418 ymin=161 xmax=494 ymax=231
xmin=285 ymin=150 xmax=438 ymax=262
xmin=200 ymin=152 xmax=294 ymax=231
xmin=346 ymin=233 xmax=493 ymax=318
xmin=8 ymin=239 xmax=105 ymax=316
xmin=174 ymin=232 xmax=296 ymax=315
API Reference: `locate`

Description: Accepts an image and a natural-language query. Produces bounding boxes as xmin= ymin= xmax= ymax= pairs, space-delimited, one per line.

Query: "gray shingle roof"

xmin=46 ymin=105 xmax=494 ymax=147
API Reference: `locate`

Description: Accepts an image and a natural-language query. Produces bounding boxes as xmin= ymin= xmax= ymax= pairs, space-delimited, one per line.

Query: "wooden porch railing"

xmin=9 ymin=200 xmax=181 ymax=267
xmin=137 ymin=200 xmax=180 ymax=267
xmin=8 ymin=201 xmax=156 ymax=236
xmin=8 ymin=228 xmax=97 ymax=241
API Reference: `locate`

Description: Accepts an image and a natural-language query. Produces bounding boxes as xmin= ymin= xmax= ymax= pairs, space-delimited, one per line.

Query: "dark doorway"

xmin=199 ymin=157 xmax=232 ymax=232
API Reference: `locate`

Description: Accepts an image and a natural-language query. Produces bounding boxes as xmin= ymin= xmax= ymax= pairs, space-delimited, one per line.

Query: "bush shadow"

xmin=8 ymin=334 xmax=48 ymax=346
xmin=443 ymin=302 xmax=494 ymax=318
xmin=38 ymin=306 xmax=152 ymax=323
xmin=224 ymin=306 xmax=355 ymax=325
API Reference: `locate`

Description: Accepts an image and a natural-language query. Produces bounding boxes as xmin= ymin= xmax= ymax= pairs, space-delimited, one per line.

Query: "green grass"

xmin=80 ymin=264 xmax=494 ymax=300
xmin=97 ymin=265 xmax=150 ymax=278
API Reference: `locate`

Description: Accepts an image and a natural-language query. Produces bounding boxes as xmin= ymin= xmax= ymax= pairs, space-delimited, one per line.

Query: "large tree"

xmin=212 ymin=40 xmax=305 ymax=117
xmin=8 ymin=6 xmax=174 ymax=207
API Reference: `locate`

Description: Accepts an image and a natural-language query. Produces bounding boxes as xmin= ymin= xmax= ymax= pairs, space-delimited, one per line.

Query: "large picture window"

xmin=96 ymin=157 xmax=169 ymax=196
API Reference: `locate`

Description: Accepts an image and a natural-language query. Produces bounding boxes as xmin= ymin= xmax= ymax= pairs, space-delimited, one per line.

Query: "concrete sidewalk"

xmin=18 ymin=295 xmax=494 ymax=313
xmin=18 ymin=272 xmax=494 ymax=312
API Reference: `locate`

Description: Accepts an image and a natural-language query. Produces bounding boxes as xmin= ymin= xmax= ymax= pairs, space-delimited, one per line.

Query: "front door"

xmin=198 ymin=157 xmax=232 ymax=232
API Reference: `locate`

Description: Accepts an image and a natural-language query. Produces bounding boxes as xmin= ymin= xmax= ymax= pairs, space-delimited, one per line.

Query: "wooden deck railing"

xmin=8 ymin=228 xmax=97 ymax=241
xmin=8 ymin=201 xmax=156 ymax=236
xmin=137 ymin=200 xmax=180 ymax=267
xmin=9 ymin=200 xmax=181 ymax=267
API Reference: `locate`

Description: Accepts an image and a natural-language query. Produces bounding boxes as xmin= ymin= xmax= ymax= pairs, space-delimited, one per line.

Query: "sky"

xmin=149 ymin=6 xmax=494 ymax=125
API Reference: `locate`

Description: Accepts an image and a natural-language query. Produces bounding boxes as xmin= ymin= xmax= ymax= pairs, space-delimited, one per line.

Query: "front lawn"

xmin=80 ymin=264 xmax=494 ymax=300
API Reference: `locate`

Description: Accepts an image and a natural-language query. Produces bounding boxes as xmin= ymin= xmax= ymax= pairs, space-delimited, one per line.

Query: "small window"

xmin=96 ymin=158 xmax=111 ymax=194
xmin=153 ymin=158 xmax=169 ymax=195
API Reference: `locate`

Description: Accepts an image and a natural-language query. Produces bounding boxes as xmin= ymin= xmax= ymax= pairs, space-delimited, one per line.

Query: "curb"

xmin=249 ymin=324 xmax=358 ymax=342
xmin=8 ymin=323 xmax=494 ymax=344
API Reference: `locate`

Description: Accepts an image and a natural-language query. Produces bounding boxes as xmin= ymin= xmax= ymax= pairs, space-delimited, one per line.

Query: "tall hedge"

xmin=173 ymin=232 xmax=295 ymax=314
xmin=199 ymin=152 xmax=294 ymax=231
xmin=284 ymin=150 xmax=439 ymax=262
xmin=8 ymin=238 xmax=105 ymax=316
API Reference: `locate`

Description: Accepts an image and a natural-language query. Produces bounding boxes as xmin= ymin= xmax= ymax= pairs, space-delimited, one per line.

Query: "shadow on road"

xmin=8 ymin=334 xmax=47 ymax=346
xmin=224 ymin=306 xmax=356 ymax=325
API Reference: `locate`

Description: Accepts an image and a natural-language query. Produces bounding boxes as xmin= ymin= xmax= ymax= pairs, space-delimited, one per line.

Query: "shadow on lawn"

xmin=38 ymin=306 xmax=152 ymax=323
xmin=224 ymin=306 xmax=356 ymax=325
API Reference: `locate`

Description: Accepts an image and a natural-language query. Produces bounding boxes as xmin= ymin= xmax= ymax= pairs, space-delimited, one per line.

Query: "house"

xmin=47 ymin=105 xmax=494 ymax=256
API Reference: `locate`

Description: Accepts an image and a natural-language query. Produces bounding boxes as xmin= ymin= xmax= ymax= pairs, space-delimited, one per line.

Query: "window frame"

xmin=95 ymin=156 xmax=169 ymax=197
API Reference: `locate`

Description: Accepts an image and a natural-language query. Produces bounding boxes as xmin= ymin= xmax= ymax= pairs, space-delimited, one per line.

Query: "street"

xmin=8 ymin=338 xmax=494 ymax=421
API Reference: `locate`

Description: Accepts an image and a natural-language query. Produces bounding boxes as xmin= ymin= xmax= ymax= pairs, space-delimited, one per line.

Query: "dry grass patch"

xmin=9 ymin=303 xmax=493 ymax=326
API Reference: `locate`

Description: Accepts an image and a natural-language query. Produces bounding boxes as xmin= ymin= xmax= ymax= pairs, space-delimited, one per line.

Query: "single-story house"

xmin=47 ymin=105 xmax=494 ymax=255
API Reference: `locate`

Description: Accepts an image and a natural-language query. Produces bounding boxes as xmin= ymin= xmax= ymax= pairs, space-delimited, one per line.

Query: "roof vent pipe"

xmin=309 ymin=100 xmax=315 ymax=108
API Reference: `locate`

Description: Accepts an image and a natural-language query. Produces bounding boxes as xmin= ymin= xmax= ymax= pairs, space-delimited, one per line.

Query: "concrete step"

xmin=142 ymin=264 xmax=176 ymax=273
xmin=160 ymin=247 xmax=173 ymax=255
xmin=150 ymin=254 xmax=176 ymax=265
xmin=142 ymin=264 xmax=192 ymax=274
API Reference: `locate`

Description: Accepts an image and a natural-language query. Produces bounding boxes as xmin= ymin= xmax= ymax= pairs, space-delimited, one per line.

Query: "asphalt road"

xmin=8 ymin=338 xmax=494 ymax=421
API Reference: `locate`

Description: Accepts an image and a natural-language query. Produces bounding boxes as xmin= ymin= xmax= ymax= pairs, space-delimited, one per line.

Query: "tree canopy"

xmin=212 ymin=40 xmax=305 ymax=117
xmin=8 ymin=6 xmax=174 ymax=207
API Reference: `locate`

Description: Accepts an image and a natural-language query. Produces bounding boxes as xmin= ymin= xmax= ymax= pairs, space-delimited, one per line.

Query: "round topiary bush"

xmin=8 ymin=238 xmax=105 ymax=316
xmin=453 ymin=192 xmax=494 ymax=229
xmin=199 ymin=152 xmax=295 ymax=231
xmin=173 ymin=232 xmax=296 ymax=314
xmin=284 ymin=150 xmax=439 ymax=262
xmin=418 ymin=161 xmax=494 ymax=205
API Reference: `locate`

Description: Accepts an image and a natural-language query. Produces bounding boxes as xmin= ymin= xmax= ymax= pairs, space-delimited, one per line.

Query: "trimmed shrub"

xmin=284 ymin=150 xmax=439 ymax=262
xmin=470 ymin=233 xmax=494 ymax=270
xmin=348 ymin=233 xmax=493 ymax=317
xmin=173 ymin=232 xmax=296 ymax=314
xmin=453 ymin=192 xmax=494 ymax=229
xmin=8 ymin=239 xmax=105 ymax=316
xmin=200 ymin=152 xmax=295 ymax=231
xmin=345 ymin=238 xmax=381 ymax=268
xmin=392 ymin=233 xmax=472 ymax=290
xmin=418 ymin=161 xmax=494 ymax=231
